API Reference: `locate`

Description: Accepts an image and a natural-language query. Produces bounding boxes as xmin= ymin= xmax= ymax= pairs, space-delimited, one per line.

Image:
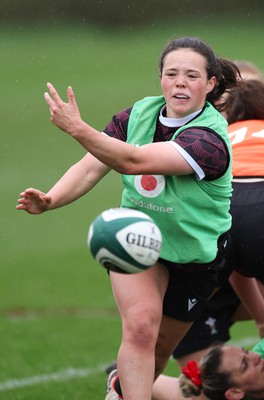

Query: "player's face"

xmin=221 ymin=345 xmax=264 ymax=398
xmin=160 ymin=48 xmax=216 ymax=118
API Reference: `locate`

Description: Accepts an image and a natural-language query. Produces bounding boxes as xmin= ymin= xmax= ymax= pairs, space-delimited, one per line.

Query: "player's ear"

xmin=225 ymin=387 xmax=245 ymax=400
xmin=206 ymin=76 xmax=216 ymax=94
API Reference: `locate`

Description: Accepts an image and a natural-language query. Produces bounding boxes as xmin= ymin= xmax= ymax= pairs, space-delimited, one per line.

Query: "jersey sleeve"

xmin=172 ymin=128 xmax=230 ymax=181
xmin=103 ymin=107 xmax=132 ymax=141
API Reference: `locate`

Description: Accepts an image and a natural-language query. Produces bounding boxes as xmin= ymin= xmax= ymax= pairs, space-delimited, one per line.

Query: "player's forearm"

xmin=46 ymin=158 xmax=108 ymax=210
xmin=70 ymin=120 xmax=138 ymax=174
xmin=46 ymin=174 xmax=86 ymax=210
xmin=230 ymin=271 xmax=264 ymax=325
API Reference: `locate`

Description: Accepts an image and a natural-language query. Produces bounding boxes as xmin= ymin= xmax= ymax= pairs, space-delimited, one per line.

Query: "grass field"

xmin=1 ymin=15 xmax=263 ymax=399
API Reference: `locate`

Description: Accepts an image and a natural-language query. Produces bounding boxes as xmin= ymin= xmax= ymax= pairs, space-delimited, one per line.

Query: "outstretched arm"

xmin=44 ymin=83 xmax=194 ymax=177
xmin=16 ymin=152 xmax=110 ymax=214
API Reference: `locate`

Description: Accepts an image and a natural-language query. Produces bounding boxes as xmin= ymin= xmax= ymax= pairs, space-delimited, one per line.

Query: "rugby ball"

xmin=87 ymin=208 xmax=162 ymax=274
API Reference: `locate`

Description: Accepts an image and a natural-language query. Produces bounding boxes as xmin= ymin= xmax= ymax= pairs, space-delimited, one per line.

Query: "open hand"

xmin=44 ymin=82 xmax=81 ymax=135
xmin=16 ymin=188 xmax=51 ymax=214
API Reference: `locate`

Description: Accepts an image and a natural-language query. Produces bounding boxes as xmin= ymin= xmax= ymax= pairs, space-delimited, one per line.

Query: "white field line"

xmin=0 ymin=335 xmax=258 ymax=393
xmin=0 ymin=364 xmax=107 ymax=392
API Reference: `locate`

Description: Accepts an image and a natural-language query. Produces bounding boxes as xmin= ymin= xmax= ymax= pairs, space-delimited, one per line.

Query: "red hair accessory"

xmin=182 ymin=360 xmax=202 ymax=387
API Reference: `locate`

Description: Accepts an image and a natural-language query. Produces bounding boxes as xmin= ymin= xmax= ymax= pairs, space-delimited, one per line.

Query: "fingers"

xmin=16 ymin=202 xmax=29 ymax=210
xmin=16 ymin=194 xmax=31 ymax=210
xmin=43 ymin=82 xmax=80 ymax=134
xmin=67 ymin=85 xmax=77 ymax=108
xmin=44 ymin=91 xmax=53 ymax=108
xmin=16 ymin=188 xmax=43 ymax=203
xmin=21 ymin=188 xmax=42 ymax=197
xmin=16 ymin=189 xmax=34 ymax=207
xmin=44 ymin=82 xmax=63 ymax=110
xmin=45 ymin=82 xmax=75 ymax=106
xmin=16 ymin=188 xmax=49 ymax=214
xmin=44 ymin=83 xmax=78 ymax=114
xmin=47 ymin=82 xmax=63 ymax=104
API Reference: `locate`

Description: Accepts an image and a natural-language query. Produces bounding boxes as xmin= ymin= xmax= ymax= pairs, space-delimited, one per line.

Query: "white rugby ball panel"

xmin=116 ymin=221 xmax=161 ymax=266
xmin=87 ymin=207 xmax=162 ymax=274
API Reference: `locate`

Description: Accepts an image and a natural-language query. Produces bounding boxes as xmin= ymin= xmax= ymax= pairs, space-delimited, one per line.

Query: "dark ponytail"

xmin=207 ymin=58 xmax=240 ymax=110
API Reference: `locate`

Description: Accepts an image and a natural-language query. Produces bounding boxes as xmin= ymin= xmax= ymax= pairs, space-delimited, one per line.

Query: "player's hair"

xmin=226 ymin=79 xmax=264 ymax=124
xmin=158 ymin=37 xmax=240 ymax=110
xmin=234 ymin=60 xmax=263 ymax=81
xmin=180 ymin=341 xmax=264 ymax=400
xmin=179 ymin=343 xmax=235 ymax=400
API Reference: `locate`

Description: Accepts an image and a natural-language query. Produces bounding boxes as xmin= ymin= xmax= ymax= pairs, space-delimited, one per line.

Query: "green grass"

xmin=0 ymin=17 xmax=262 ymax=399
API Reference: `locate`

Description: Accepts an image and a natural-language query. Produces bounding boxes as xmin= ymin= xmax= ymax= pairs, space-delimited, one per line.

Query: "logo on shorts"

xmin=188 ymin=298 xmax=198 ymax=311
xmin=205 ymin=317 xmax=218 ymax=335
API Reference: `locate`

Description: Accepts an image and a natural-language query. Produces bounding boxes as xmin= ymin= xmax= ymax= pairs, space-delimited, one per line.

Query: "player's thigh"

xmin=156 ymin=315 xmax=192 ymax=360
xmin=110 ymin=263 xmax=169 ymax=319
xmin=231 ymin=302 xmax=251 ymax=321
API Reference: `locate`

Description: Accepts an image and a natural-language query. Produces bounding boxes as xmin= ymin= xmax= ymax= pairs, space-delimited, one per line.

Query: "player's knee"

xmin=124 ymin=310 xmax=159 ymax=349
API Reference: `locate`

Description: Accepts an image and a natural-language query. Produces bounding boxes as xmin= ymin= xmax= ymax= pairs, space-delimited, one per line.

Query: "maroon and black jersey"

xmin=103 ymin=107 xmax=229 ymax=180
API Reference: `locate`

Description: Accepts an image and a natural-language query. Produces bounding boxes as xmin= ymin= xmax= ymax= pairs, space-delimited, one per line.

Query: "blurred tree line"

xmin=1 ymin=0 xmax=263 ymax=28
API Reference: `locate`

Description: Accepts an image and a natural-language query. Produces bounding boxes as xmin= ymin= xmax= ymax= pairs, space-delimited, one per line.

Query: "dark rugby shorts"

xmin=226 ymin=181 xmax=264 ymax=284
xmin=172 ymin=283 xmax=240 ymax=358
xmin=159 ymin=232 xmax=231 ymax=322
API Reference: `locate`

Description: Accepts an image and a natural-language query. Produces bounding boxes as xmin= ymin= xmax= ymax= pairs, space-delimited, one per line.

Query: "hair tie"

xmin=182 ymin=360 xmax=202 ymax=387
